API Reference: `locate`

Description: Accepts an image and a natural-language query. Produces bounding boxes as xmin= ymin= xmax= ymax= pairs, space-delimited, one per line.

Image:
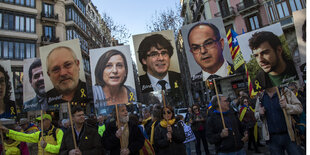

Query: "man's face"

xmin=73 ymin=111 xmax=85 ymax=125
xmin=220 ymin=96 xmax=230 ymax=111
xmin=40 ymin=119 xmax=51 ymax=131
xmin=31 ymin=66 xmax=45 ymax=96
xmin=142 ymin=45 xmax=170 ymax=78
xmin=47 ymin=48 xmax=80 ymax=94
xmin=118 ymin=106 xmax=128 ymax=123
xmin=188 ymin=25 xmax=224 ymax=73
xmin=0 ymin=72 xmax=6 ymax=100
xmin=253 ymin=42 xmax=280 ymax=74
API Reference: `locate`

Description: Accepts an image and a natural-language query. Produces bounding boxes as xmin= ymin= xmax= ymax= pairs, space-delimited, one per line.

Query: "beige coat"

xmin=255 ymin=87 xmax=302 ymax=141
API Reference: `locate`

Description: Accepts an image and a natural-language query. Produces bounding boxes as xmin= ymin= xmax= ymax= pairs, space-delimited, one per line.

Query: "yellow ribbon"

xmin=10 ymin=107 xmax=15 ymax=115
xmin=255 ymin=80 xmax=261 ymax=90
xmin=129 ymin=92 xmax=134 ymax=101
xmin=227 ymin=66 xmax=233 ymax=75
xmin=80 ymin=88 xmax=86 ymax=97
xmin=174 ymin=81 xmax=179 ymax=88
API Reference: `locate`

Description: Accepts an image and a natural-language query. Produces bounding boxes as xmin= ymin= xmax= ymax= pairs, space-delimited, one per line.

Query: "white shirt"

xmin=202 ymin=60 xmax=230 ymax=81
xmin=147 ymin=73 xmax=171 ymax=91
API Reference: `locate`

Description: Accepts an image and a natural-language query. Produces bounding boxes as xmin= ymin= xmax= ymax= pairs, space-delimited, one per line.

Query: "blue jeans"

xmin=185 ymin=142 xmax=191 ymax=155
xmin=218 ymin=148 xmax=246 ymax=155
xmin=268 ymin=133 xmax=302 ymax=155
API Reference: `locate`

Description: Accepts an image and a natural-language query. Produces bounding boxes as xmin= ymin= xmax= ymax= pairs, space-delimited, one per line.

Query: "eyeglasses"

xmin=190 ymin=38 xmax=220 ymax=54
xmin=193 ymin=108 xmax=198 ymax=110
xmin=146 ymin=51 xmax=169 ymax=58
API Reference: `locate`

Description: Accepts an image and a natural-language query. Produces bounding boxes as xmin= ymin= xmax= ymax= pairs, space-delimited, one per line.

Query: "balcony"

xmin=237 ymin=0 xmax=260 ymax=15
xmin=41 ymin=12 xmax=59 ymax=23
xmin=41 ymin=36 xmax=59 ymax=45
xmin=214 ymin=7 xmax=236 ymax=22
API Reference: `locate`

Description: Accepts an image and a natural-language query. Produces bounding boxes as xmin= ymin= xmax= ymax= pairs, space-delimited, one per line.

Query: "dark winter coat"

xmin=154 ymin=120 xmax=186 ymax=155
xmin=101 ymin=120 xmax=145 ymax=155
xmin=206 ymin=110 xmax=245 ymax=153
xmin=59 ymin=123 xmax=102 ymax=155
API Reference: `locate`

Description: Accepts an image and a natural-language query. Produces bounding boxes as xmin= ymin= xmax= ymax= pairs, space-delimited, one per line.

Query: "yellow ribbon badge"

xmin=80 ymin=88 xmax=86 ymax=98
xmin=255 ymin=80 xmax=262 ymax=90
xmin=174 ymin=81 xmax=179 ymax=88
xmin=129 ymin=92 xmax=135 ymax=101
xmin=10 ymin=107 xmax=15 ymax=115
xmin=227 ymin=66 xmax=233 ymax=75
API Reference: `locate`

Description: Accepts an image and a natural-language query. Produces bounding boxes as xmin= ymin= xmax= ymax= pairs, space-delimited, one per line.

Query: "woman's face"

xmin=103 ymin=55 xmax=126 ymax=87
xmin=243 ymin=99 xmax=249 ymax=106
xmin=163 ymin=108 xmax=173 ymax=120
xmin=0 ymin=72 xmax=6 ymax=100
xmin=193 ymin=106 xmax=199 ymax=114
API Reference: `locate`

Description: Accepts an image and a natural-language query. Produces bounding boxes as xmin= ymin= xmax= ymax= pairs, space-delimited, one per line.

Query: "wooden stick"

xmin=0 ymin=121 xmax=5 ymax=155
xmin=115 ymin=104 xmax=123 ymax=148
xmin=213 ymin=79 xmax=226 ymax=128
xmin=40 ymin=110 xmax=44 ymax=155
xmin=67 ymin=102 xmax=78 ymax=149
xmin=161 ymin=90 xmax=172 ymax=142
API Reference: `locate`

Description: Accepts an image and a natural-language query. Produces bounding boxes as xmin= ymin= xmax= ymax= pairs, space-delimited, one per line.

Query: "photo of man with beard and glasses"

xmin=237 ymin=23 xmax=298 ymax=90
xmin=40 ymin=39 xmax=88 ymax=106
xmin=133 ymin=30 xmax=182 ymax=94
xmin=23 ymin=58 xmax=47 ymax=111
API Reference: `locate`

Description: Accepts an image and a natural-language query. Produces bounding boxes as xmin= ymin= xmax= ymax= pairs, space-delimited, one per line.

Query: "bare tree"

xmin=146 ymin=4 xmax=183 ymax=37
xmin=101 ymin=12 xmax=131 ymax=44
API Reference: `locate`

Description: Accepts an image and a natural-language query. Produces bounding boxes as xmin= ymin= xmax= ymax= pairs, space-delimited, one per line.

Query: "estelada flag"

xmin=226 ymin=29 xmax=245 ymax=70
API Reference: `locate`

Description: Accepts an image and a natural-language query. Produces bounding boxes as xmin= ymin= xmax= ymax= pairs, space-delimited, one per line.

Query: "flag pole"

xmin=67 ymin=102 xmax=78 ymax=149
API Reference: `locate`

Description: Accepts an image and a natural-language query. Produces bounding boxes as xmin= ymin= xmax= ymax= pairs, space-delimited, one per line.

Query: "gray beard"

xmin=119 ymin=115 xmax=129 ymax=123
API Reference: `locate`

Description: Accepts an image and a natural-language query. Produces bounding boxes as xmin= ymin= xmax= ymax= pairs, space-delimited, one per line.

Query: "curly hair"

xmin=0 ymin=64 xmax=12 ymax=101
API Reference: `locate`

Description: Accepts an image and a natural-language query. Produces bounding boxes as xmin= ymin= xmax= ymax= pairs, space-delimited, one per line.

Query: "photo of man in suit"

xmin=187 ymin=22 xmax=236 ymax=82
xmin=137 ymin=33 xmax=182 ymax=93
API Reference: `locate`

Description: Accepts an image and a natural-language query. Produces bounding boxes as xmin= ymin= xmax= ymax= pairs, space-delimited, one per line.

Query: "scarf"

xmin=120 ymin=123 xmax=129 ymax=150
xmin=160 ymin=119 xmax=175 ymax=128
xmin=142 ymin=117 xmax=152 ymax=125
xmin=239 ymin=106 xmax=258 ymax=142
xmin=150 ymin=121 xmax=157 ymax=145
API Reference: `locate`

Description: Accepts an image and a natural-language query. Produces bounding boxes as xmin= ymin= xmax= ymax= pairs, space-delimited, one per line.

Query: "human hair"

xmin=46 ymin=46 xmax=78 ymax=72
xmin=138 ymin=34 xmax=174 ymax=72
xmin=192 ymin=104 xmax=200 ymax=111
xmin=0 ymin=64 xmax=11 ymax=101
xmin=210 ymin=94 xmax=224 ymax=109
xmin=302 ymin=20 xmax=306 ymax=42
xmin=71 ymin=106 xmax=84 ymax=115
xmin=187 ymin=22 xmax=221 ymax=46
xmin=95 ymin=49 xmax=128 ymax=87
xmin=28 ymin=58 xmax=42 ymax=83
xmin=240 ymin=96 xmax=251 ymax=106
xmin=160 ymin=105 xmax=175 ymax=120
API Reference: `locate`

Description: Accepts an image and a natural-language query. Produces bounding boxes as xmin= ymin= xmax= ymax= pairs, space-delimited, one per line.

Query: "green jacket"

xmin=7 ymin=125 xmax=64 ymax=155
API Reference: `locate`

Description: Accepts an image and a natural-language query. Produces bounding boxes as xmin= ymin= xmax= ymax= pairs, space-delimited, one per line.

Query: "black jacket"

xmin=139 ymin=71 xmax=182 ymax=93
xmin=206 ymin=110 xmax=245 ymax=153
xmin=154 ymin=120 xmax=186 ymax=155
xmin=102 ymin=120 xmax=144 ymax=155
xmin=59 ymin=123 xmax=102 ymax=155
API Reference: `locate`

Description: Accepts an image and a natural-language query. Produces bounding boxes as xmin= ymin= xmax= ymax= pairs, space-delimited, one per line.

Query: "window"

xmin=268 ymin=6 xmax=276 ymax=21
xmin=25 ymin=17 xmax=35 ymax=32
xmin=43 ymin=3 xmax=54 ymax=17
xmin=43 ymin=26 xmax=55 ymax=40
xmin=0 ymin=40 xmax=35 ymax=59
xmin=249 ymin=15 xmax=260 ymax=30
xmin=3 ymin=14 xmax=14 ymax=30
xmin=276 ymin=1 xmax=290 ymax=19
xmin=25 ymin=0 xmax=35 ymax=7
xmin=289 ymin=0 xmax=303 ymax=12
xmin=1 ymin=13 xmax=33 ymax=33
xmin=0 ymin=13 xmax=2 ymax=28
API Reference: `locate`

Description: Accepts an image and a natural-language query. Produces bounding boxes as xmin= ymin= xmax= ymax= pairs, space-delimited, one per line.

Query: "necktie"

xmin=158 ymin=80 xmax=167 ymax=90
xmin=207 ymin=74 xmax=220 ymax=80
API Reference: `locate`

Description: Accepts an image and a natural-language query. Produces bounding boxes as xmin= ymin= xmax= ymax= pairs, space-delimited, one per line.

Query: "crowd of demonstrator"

xmin=0 ymin=82 xmax=306 ymax=155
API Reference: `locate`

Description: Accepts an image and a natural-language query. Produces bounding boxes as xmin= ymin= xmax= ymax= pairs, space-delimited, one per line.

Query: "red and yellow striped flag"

xmin=226 ymin=29 xmax=244 ymax=70
xmin=245 ymin=64 xmax=257 ymax=98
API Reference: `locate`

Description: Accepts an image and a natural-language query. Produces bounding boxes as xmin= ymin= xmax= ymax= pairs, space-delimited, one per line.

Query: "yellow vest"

xmin=38 ymin=126 xmax=59 ymax=155
xmin=4 ymin=141 xmax=21 ymax=155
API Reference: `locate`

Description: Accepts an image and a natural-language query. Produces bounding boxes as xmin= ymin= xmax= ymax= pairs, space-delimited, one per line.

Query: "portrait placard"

xmin=0 ymin=60 xmax=17 ymax=118
xmin=39 ymin=39 xmax=88 ymax=107
xmin=237 ymin=23 xmax=298 ymax=90
xmin=23 ymin=58 xmax=47 ymax=111
xmin=90 ymin=45 xmax=136 ymax=115
xmin=132 ymin=30 xmax=182 ymax=94
xmin=181 ymin=18 xmax=235 ymax=82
